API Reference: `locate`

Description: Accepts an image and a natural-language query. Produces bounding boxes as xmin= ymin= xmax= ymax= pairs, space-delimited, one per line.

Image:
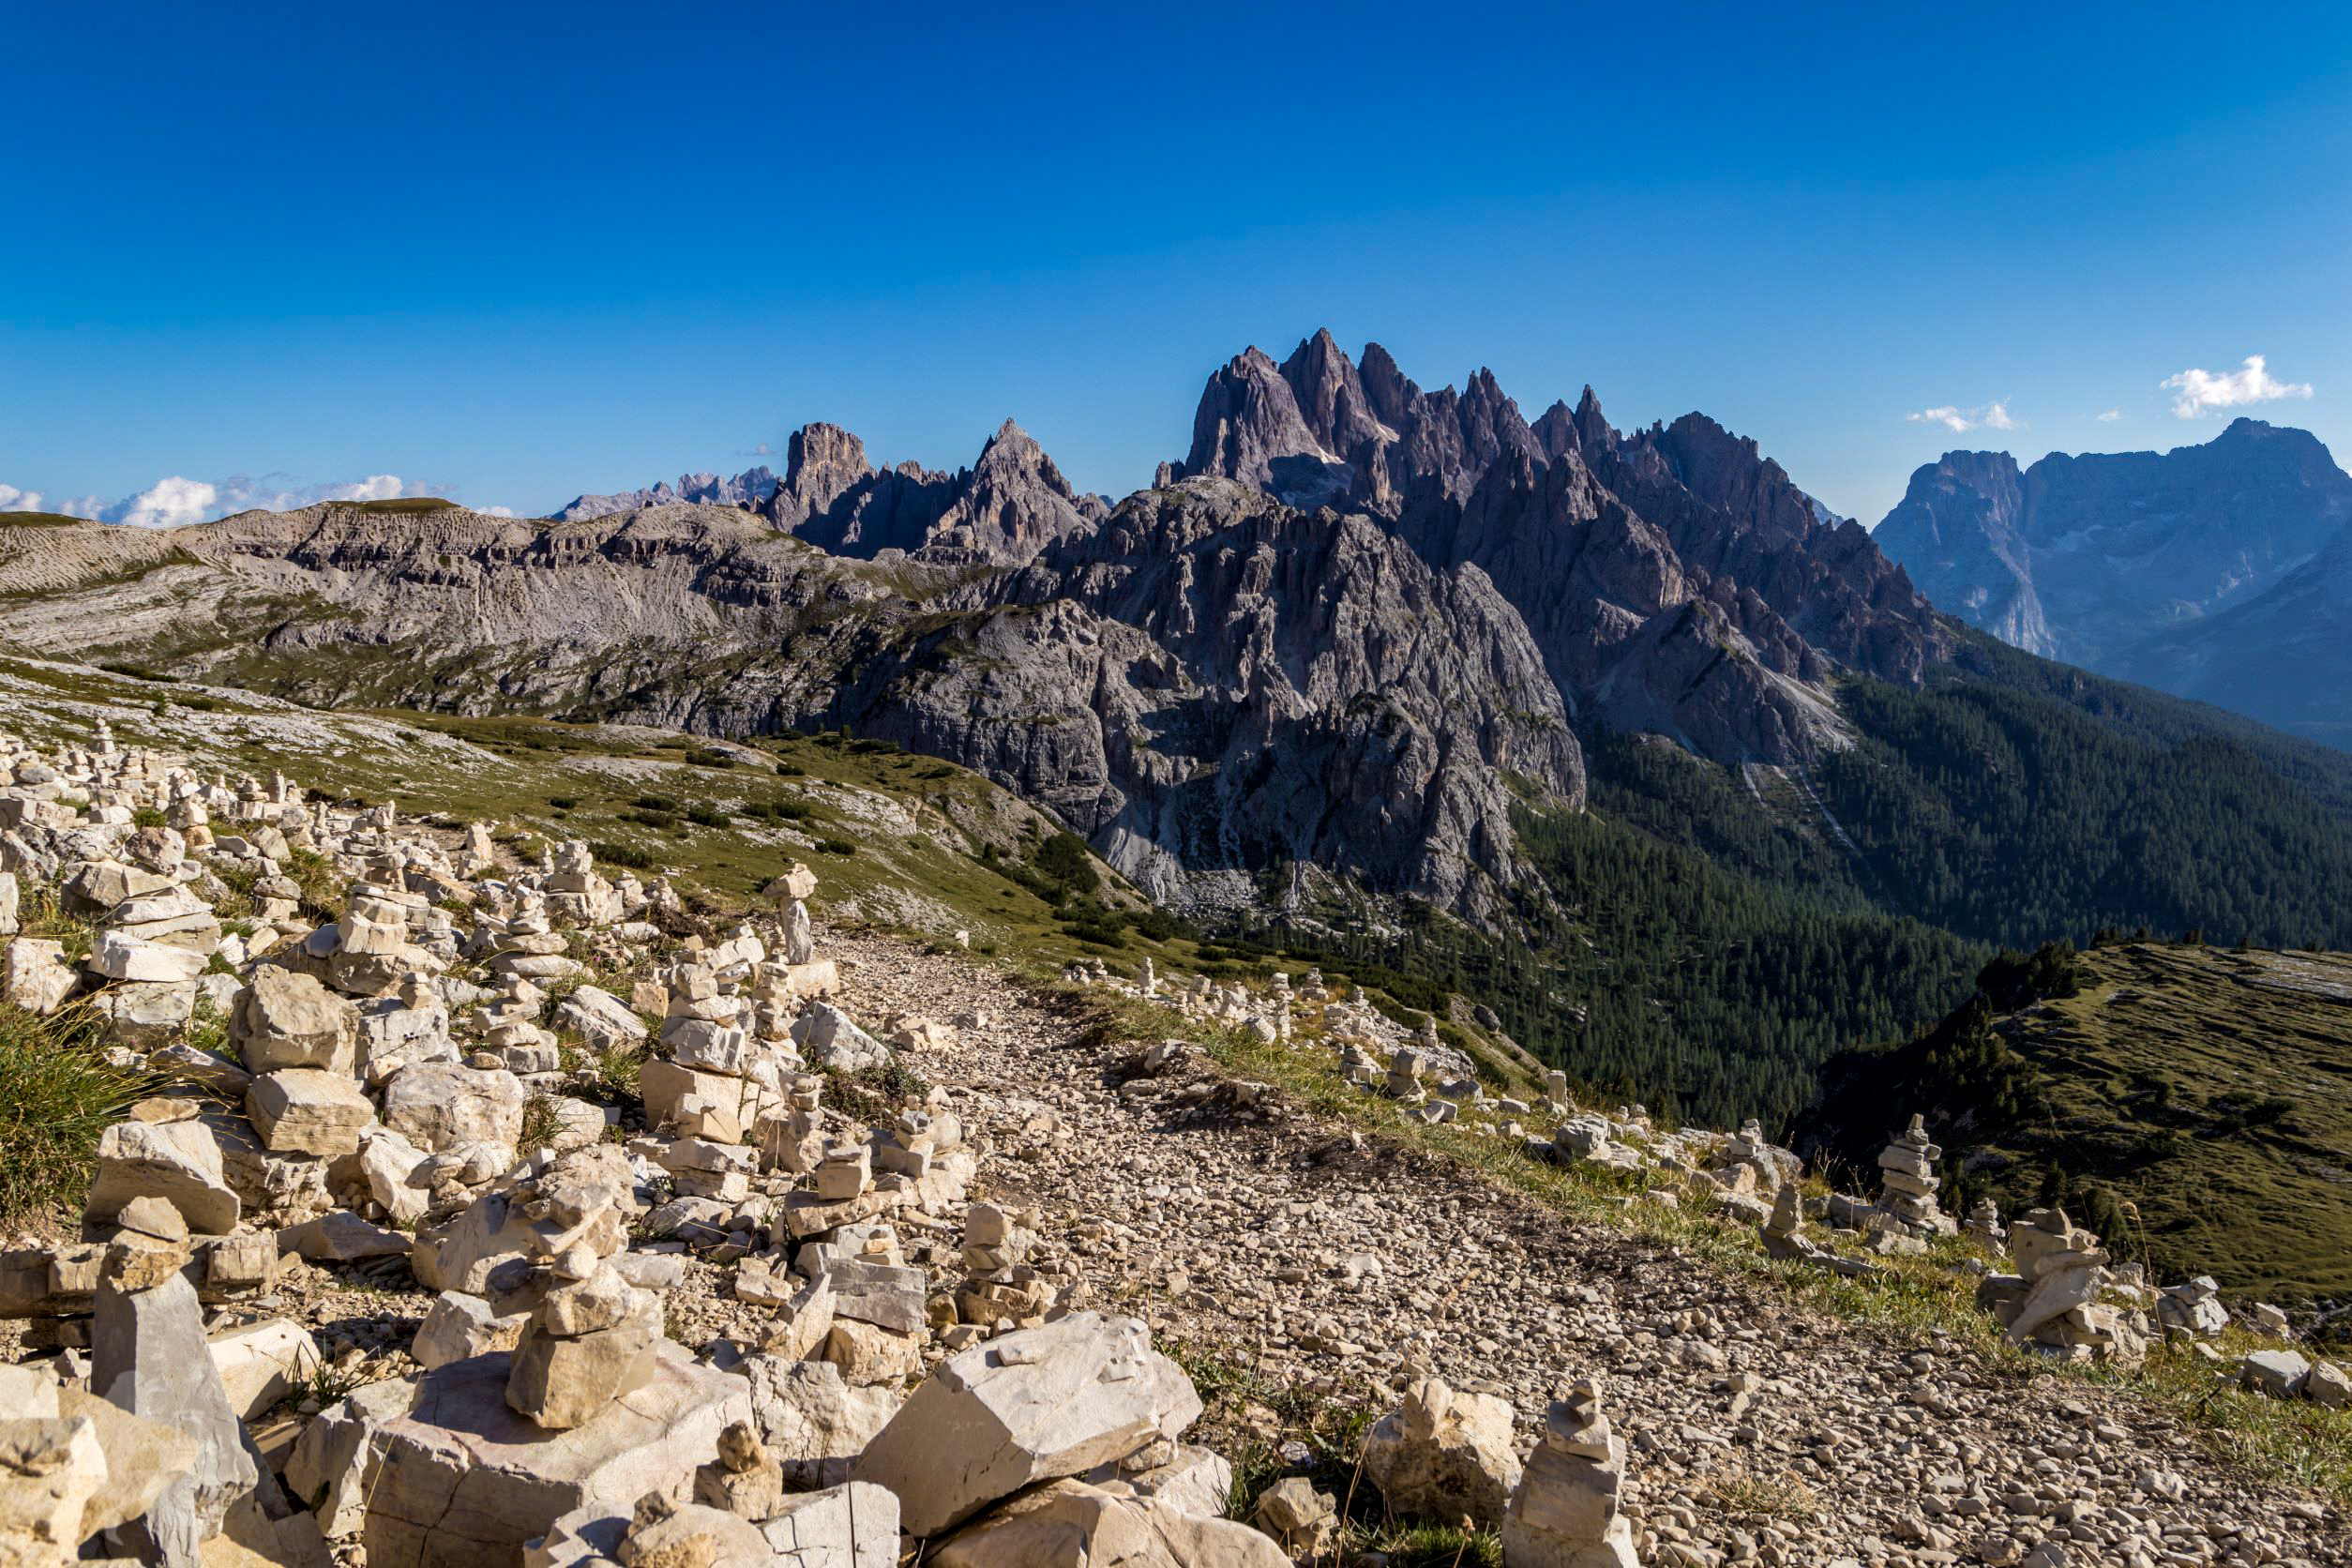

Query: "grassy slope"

xmin=1973 ymin=942 xmax=2352 ymax=1299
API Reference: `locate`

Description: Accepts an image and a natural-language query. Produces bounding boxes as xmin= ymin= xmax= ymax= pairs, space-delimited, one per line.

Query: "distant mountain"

xmin=562 ymin=419 xmax=1103 ymax=565
xmin=555 ymin=466 xmax=778 ymax=521
xmin=1874 ymin=419 xmax=2352 ymax=741
xmin=760 ymin=417 xmax=1105 ymax=564
xmin=2111 ymin=522 xmax=2352 ymax=747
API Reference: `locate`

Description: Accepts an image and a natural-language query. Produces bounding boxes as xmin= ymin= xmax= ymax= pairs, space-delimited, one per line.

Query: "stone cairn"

xmin=1865 ymin=1114 xmax=1955 ymax=1247
xmin=1974 ymin=1206 xmax=2151 ymax=1365
xmin=1500 ymin=1377 xmax=1640 ymax=1568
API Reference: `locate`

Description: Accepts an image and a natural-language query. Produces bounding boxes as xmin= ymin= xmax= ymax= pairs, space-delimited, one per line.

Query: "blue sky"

xmin=4 ymin=1 xmax=2346 ymax=526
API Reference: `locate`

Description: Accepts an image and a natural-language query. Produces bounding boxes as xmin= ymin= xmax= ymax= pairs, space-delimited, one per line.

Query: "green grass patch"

xmin=0 ymin=1005 xmax=153 ymax=1226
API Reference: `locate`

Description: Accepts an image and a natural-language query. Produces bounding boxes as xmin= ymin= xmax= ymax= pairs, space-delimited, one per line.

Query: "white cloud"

xmin=2161 ymin=354 xmax=2313 ymax=419
xmin=1907 ymin=399 xmax=2020 ymax=434
xmin=91 ymin=472 xmax=425 ymax=526
xmin=2097 ymin=409 xmax=2121 ymax=422
xmin=7 ymin=471 xmax=464 ymax=530
xmin=105 ymin=475 xmax=220 ymax=529
xmin=475 ymin=505 xmax=517 ymax=518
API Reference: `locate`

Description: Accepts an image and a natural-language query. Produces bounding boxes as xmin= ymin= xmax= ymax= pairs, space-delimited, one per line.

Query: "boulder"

xmin=357 ymin=1127 xmax=432 ymax=1228
xmin=761 ymin=1481 xmax=899 ymax=1567
xmin=234 ymin=966 xmax=360 ymax=1075
xmin=506 ymin=1315 xmax=661 ymax=1431
xmin=207 ymin=1318 xmax=323 ymax=1421
xmin=822 ymin=1319 xmax=924 ymax=1387
xmin=86 ymin=1117 xmax=240 ymax=1235
xmin=87 ymin=929 xmax=207 ymax=983
xmin=931 ymin=1478 xmax=1289 ymax=1567
xmin=1361 ymin=1375 xmax=1522 ymax=1525
xmin=742 ymin=1356 xmax=898 ymax=1489
xmin=360 ymin=1344 xmax=751 ymax=1568
xmin=283 ymin=1378 xmax=417 ymax=1539
xmin=90 ymin=1268 xmax=259 ymax=1560
xmin=2307 ymin=1359 xmax=2352 ymax=1409
xmin=54 ymin=1384 xmax=202 ymax=1541
xmin=808 ymin=1256 xmax=927 ymax=1335
xmin=615 ymin=1500 xmax=770 ymax=1567
xmin=248 ymin=1068 xmax=376 ymax=1157
xmin=0 ymin=1414 xmax=109 ymax=1556
xmin=550 ymin=986 xmax=648 ymax=1053
xmin=382 ymin=1063 xmax=525 ymax=1156
xmin=1250 ymin=1476 xmax=1337 ymax=1557
xmin=2241 ymin=1349 xmax=2313 ymax=1398
xmin=414 ymin=1290 xmax=530 ymax=1371
xmin=791 ymin=1003 xmax=892 ymax=1074
xmin=853 ymin=1312 xmax=1201 ymax=1536
xmin=4 ymin=935 xmax=78 ymax=1013
xmin=280 ymin=1209 xmax=413 ymax=1262
xmin=1092 ymin=1442 xmax=1233 ymax=1521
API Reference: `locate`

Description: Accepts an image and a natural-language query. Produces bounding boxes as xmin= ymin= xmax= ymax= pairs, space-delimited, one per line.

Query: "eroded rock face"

xmin=847 ymin=480 xmax=1587 ymax=918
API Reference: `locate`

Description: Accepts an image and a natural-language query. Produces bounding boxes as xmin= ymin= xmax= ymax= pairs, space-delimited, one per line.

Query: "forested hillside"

xmin=1221 ymin=643 xmax=2352 ymax=1137
xmin=1819 ymin=673 xmax=2352 ymax=949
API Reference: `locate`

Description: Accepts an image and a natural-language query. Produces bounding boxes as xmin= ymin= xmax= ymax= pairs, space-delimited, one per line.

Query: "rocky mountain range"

xmin=554 ymin=466 xmax=780 ymax=521
xmin=2108 ymin=520 xmax=2352 ymax=746
xmin=0 ymin=331 xmax=1960 ymax=922
xmin=563 ymin=419 xmax=1107 ymax=565
xmin=12 ymin=331 xmax=2352 ymax=940
xmin=1873 ymin=418 xmax=2352 ymax=743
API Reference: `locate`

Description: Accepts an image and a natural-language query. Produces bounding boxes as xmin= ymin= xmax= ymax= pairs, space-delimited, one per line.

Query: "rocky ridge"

xmin=0 ymin=714 xmax=2345 ymax=1567
xmin=1168 ymin=331 xmax=1948 ymax=761
xmin=556 ymin=468 xmax=781 ymax=523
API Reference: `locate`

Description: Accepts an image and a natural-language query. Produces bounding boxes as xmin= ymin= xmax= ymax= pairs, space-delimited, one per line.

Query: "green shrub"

xmin=97 ymin=659 xmax=180 ymax=683
xmin=588 ymin=840 xmax=655 ymax=869
xmin=1035 ymin=832 xmax=1095 ymax=889
xmin=0 ymin=1006 xmax=151 ymax=1226
xmin=816 ymin=838 xmax=856 ymax=856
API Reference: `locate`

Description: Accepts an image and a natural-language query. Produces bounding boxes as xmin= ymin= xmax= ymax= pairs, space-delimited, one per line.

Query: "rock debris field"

xmin=0 ymin=717 xmax=2344 ymax=1568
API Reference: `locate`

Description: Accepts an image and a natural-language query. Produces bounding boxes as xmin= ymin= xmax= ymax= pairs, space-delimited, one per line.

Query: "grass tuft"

xmin=0 ymin=1004 xmax=153 ymax=1226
